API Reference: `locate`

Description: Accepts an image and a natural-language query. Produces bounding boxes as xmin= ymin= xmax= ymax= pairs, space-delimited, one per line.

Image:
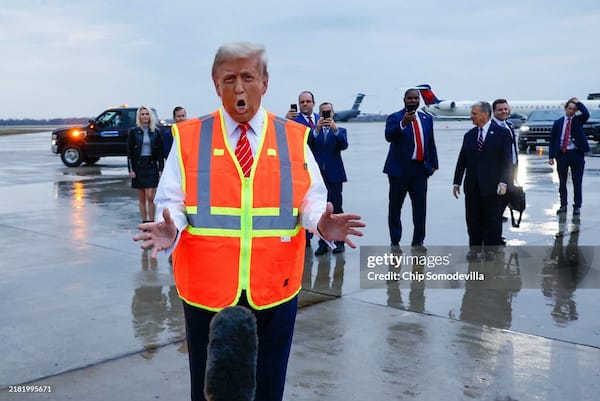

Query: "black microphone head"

xmin=204 ymin=306 xmax=258 ymax=401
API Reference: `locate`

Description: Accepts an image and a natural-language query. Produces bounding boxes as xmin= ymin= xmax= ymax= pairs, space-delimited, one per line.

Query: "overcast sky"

xmin=2 ymin=0 xmax=599 ymax=119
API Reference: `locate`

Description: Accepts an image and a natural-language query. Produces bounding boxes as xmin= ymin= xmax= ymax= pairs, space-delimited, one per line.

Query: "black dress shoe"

xmin=314 ymin=244 xmax=328 ymax=256
xmin=573 ymin=207 xmax=581 ymax=215
xmin=556 ymin=206 xmax=567 ymax=214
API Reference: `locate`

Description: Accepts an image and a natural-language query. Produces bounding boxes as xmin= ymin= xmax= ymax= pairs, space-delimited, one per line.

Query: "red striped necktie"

xmin=561 ymin=117 xmax=571 ymax=152
xmin=477 ymin=128 xmax=484 ymax=152
xmin=413 ymin=120 xmax=423 ymax=161
xmin=235 ymin=123 xmax=253 ymax=177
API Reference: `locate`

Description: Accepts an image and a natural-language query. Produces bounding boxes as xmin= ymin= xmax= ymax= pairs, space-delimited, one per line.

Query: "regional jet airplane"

xmin=416 ymin=84 xmax=600 ymax=119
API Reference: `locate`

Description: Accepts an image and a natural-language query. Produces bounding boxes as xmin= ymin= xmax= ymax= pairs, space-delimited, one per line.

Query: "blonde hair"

xmin=136 ymin=106 xmax=157 ymax=131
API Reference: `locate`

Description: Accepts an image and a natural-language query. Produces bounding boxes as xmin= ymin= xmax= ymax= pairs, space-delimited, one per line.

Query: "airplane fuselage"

xmin=422 ymin=99 xmax=600 ymax=119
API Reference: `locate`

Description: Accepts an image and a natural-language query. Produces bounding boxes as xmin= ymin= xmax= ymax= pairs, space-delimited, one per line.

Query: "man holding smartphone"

xmin=310 ymin=102 xmax=349 ymax=255
xmin=286 ymin=91 xmax=320 ymax=248
xmin=383 ymin=88 xmax=438 ymax=252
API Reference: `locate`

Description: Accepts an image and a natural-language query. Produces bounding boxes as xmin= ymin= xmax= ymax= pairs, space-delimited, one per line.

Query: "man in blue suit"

xmin=286 ymin=91 xmax=320 ymax=248
xmin=548 ymin=98 xmax=590 ymax=216
xmin=311 ymin=102 xmax=349 ymax=255
xmin=453 ymin=101 xmax=512 ymax=260
xmin=384 ymin=88 xmax=438 ymax=250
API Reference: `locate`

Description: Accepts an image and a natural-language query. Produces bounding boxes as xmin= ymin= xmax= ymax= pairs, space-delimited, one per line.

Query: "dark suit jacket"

xmin=383 ymin=110 xmax=439 ymax=177
xmin=548 ymin=102 xmax=590 ymax=159
xmin=308 ymin=126 xmax=348 ymax=182
xmin=293 ymin=113 xmax=319 ymax=130
xmin=453 ymin=121 xmax=512 ymax=197
xmin=127 ymin=126 xmax=164 ymax=172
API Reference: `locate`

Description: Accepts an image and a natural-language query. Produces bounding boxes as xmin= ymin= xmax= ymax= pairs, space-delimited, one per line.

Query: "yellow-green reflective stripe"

xmin=245 ymin=289 xmax=301 ymax=311
xmin=173 ymin=124 xmax=186 ymax=193
xmin=187 ymin=206 xmax=298 ymax=218
xmin=251 ymin=226 xmax=301 ymax=237
xmin=185 ymin=227 xmax=241 ymax=237
xmin=211 ymin=207 xmax=242 ymax=216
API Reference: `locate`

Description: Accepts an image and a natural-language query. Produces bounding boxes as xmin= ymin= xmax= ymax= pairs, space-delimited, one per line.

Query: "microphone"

xmin=204 ymin=306 xmax=258 ymax=401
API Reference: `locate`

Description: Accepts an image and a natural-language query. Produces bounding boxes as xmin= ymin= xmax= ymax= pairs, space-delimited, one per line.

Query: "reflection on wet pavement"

xmin=1 ymin=127 xmax=599 ymax=397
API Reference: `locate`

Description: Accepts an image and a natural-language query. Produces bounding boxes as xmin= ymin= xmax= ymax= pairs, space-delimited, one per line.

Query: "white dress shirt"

xmin=493 ymin=117 xmax=518 ymax=164
xmin=154 ymin=106 xmax=328 ymax=253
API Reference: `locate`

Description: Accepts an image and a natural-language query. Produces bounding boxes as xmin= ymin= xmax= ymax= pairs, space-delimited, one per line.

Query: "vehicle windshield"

xmin=589 ymin=109 xmax=600 ymax=120
xmin=527 ymin=110 xmax=562 ymax=122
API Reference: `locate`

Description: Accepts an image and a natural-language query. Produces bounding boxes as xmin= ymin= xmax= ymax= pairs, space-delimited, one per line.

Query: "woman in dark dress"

xmin=127 ymin=106 xmax=164 ymax=223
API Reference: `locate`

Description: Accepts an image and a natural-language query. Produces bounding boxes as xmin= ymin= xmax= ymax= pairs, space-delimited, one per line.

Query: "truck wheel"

xmin=61 ymin=146 xmax=84 ymax=167
xmin=518 ymin=141 xmax=528 ymax=151
xmin=84 ymin=157 xmax=100 ymax=165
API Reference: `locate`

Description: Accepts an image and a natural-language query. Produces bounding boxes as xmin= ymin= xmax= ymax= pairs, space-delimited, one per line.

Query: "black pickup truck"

xmin=51 ymin=106 xmax=170 ymax=167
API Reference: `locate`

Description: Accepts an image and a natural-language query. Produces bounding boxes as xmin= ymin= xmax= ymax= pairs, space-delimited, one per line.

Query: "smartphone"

xmin=290 ymin=104 xmax=298 ymax=112
xmin=322 ymin=110 xmax=331 ymax=119
xmin=405 ymin=103 xmax=418 ymax=113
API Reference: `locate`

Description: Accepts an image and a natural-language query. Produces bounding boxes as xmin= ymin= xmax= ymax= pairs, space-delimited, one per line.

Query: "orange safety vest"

xmin=171 ymin=109 xmax=312 ymax=311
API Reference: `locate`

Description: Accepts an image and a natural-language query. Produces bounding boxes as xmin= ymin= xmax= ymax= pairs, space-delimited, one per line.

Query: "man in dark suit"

xmin=311 ymin=102 xmax=349 ymax=255
xmin=548 ymin=98 xmax=590 ymax=216
xmin=492 ymin=99 xmax=519 ymax=233
xmin=453 ymin=101 xmax=512 ymax=260
xmin=286 ymin=91 xmax=320 ymax=248
xmin=384 ymin=88 xmax=438 ymax=250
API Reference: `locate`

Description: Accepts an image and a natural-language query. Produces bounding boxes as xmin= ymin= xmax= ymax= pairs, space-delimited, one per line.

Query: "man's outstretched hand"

xmin=133 ymin=208 xmax=178 ymax=258
xmin=317 ymin=202 xmax=366 ymax=248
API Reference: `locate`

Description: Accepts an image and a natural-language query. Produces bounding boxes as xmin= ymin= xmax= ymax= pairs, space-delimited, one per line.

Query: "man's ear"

xmin=214 ymin=79 xmax=222 ymax=97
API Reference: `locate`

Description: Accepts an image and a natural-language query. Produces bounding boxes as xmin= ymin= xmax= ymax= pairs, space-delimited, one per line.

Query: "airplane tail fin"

xmin=415 ymin=84 xmax=441 ymax=105
xmin=352 ymin=93 xmax=365 ymax=110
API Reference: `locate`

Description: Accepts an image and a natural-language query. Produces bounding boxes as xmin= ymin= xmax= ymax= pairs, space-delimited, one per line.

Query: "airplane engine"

xmin=437 ymin=101 xmax=456 ymax=111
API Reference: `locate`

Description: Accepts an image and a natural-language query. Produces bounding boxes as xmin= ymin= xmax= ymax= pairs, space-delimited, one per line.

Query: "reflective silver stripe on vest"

xmin=186 ymin=115 xmax=298 ymax=231
xmin=187 ymin=115 xmax=240 ymax=229
xmin=252 ymin=117 xmax=297 ymax=230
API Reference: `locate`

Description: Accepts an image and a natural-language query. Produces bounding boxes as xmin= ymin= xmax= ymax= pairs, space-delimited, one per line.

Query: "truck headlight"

xmin=520 ymin=126 xmax=530 ymax=133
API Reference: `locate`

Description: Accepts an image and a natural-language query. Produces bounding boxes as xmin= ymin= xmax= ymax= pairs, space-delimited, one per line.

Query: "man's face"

xmin=403 ymin=90 xmax=420 ymax=109
xmin=493 ymin=102 xmax=510 ymax=121
xmin=319 ymin=103 xmax=334 ymax=118
xmin=299 ymin=93 xmax=314 ymax=115
xmin=213 ymin=56 xmax=268 ymax=123
xmin=471 ymin=105 xmax=490 ymax=127
xmin=174 ymin=109 xmax=187 ymax=123
xmin=565 ymin=102 xmax=578 ymax=117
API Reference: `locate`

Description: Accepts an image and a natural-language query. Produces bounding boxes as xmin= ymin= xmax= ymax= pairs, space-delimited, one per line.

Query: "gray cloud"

xmin=1 ymin=0 xmax=599 ymax=119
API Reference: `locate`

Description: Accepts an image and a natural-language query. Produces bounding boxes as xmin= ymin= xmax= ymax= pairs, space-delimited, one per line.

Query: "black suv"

xmin=518 ymin=109 xmax=600 ymax=151
xmin=51 ymin=106 xmax=169 ymax=167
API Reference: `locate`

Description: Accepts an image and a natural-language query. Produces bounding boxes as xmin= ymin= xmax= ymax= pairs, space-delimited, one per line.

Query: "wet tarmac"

xmin=1 ymin=122 xmax=599 ymax=400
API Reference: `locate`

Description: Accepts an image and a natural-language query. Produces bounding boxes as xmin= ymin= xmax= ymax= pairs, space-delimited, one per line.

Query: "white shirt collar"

xmin=221 ymin=106 xmax=265 ymax=139
xmin=492 ymin=117 xmax=507 ymax=127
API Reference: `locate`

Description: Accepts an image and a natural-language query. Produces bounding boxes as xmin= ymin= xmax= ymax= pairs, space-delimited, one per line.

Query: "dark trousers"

xmin=465 ymin=188 xmax=503 ymax=247
xmin=318 ymin=180 xmax=344 ymax=248
xmin=556 ymin=150 xmax=585 ymax=208
xmin=182 ymin=295 xmax=298 ymax=401
xmin=387 ymin=163 xmax=428 ymax=246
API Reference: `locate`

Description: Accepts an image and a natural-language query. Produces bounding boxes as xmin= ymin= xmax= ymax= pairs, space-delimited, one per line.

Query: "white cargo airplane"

xmin=416 ymin=84 xmax=600 ymax=119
